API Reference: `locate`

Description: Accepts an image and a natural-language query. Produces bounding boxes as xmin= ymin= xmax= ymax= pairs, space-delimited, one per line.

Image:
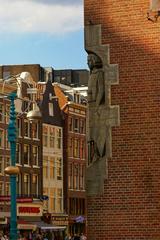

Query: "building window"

xmin=56 ymin=128 xmax=62 ymax=149
xmin=69 ymin=117 xmax=73 ymax=132
xmin=50 ymin=188 xmax=56 ymax=212
xmin=74 ymin=118 xmax=79 ymax=132
xmin=17 ymin=118 xmax=22 ymax=137
xmin=73 ymin=165 xmax=79 ymax=190
xmin=24 ymin=174 xmax=30 ymax=195
xmin=32 ymin=174 xmax=38 ymax=196
xmin=50 ymin=127 xmax=55 ymax=148
xmin=50 ymin=157 xmax=55 ymax=179
xmin=0 ymin=103 xmax=4 ymax=122
xmin=43 ymin=156 xmax=49 ymax=179
xmin=32 ymin=146 xmax=38 ymax=166
xmin=49 ymin=102 xmax=54 ymax=116
xmin=6 ymin=105 xmax=10 ymax=124
xmin=43 ymin=125 xmax=48 ymax=147
xmin=80 ymin=140 xmax=85 ymax=159
xmin=80 ymin=119 xmax=85 ymax=134
xmin=5 ymin=156 xmax=10 ymax=169
xmin=0 ymin=182 xmax=3 ymax=195
xmin=68 ymin=163 xmax=73 ymax=189
xmin=80 ymin=165 xmax=85 ymax=190
xmin=5 ymin=131 xmax=10 ymax=149
xmin=5 ymin=182 xmax=10 ymax=196
xmin=16 ymin=174 xmax=21 ymax=195
xmin=73 ymin=139 xmax=79 ymax=158
xmin=0 ymin=156 xmax=3 ymax=175
xmin=69 ymin=138 xmax=73 ymax=157
xmin=57 ymin=189 xmax=62 ymax=212
xmin=32 ymin=122 xmax=38 ymax=139
xmin=16 ymin=143 xmax=21 ymax=165
xmin=24 ymin=144 xmax=30 ymax=165
xmin=0 ymin=129 xmax=4 ymax=148
xmin=57 ymin=158 xmax=62 ymax=180
xmin=24 ymin=119 xmax=30 ymax=138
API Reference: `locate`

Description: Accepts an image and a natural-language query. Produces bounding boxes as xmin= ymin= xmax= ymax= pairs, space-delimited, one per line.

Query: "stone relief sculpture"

xmin=87 ymin=53 xmax=106 ymax=162
xmin=85 ymin=24 xmax=119 ymax=195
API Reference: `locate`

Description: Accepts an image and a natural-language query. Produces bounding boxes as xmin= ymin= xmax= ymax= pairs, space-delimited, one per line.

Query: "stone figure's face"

xmin=87 ymin=54 xmax=95 ymax=70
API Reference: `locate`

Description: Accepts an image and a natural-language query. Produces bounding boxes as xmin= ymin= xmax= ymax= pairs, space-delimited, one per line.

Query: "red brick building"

xmin=54 ymin=84 xmax=87 ymax=236
xmin=84 ymin=0 xmax=160 ymax=239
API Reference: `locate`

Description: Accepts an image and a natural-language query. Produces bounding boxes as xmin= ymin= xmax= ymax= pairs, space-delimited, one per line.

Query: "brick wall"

xmin=85 ymin=0 xmax=160 ymax=239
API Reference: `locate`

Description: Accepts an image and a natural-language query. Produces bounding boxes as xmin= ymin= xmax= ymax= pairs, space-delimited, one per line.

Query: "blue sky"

xmin=0 ymin=0 xmax=88 ymax=70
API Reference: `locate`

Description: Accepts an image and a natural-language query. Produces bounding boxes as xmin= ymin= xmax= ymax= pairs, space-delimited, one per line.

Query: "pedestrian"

xmin=80 ymin=233 xmax=86 ymax=240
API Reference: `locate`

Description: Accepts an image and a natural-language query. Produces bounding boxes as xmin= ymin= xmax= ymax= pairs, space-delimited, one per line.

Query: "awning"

xmin=35 ymin=222 xmax=66 ymax=231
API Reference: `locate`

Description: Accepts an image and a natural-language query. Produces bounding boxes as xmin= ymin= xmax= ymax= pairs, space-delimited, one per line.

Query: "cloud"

xmin=28 ymin=0 xmax=82 ymax=5
xmin=0 ymin=0 xmax=83 ymax=35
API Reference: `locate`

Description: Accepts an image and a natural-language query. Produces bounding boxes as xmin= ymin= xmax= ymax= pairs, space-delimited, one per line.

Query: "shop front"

xmin=17 ymin=202 xmax=43 ymax=238
xmin=69 ymin=216 xmax=86 ymax=236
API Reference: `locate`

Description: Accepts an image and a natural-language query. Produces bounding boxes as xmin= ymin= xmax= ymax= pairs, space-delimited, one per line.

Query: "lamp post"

xmin=2 ymin=72 xmax=42 ymax=240
xmin=5 ymin=92 xmax=19 ymax=240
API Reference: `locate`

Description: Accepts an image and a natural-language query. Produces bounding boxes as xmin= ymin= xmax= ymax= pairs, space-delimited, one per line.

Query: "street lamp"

xmin=1 ymin=72 xmax=42 ymax=240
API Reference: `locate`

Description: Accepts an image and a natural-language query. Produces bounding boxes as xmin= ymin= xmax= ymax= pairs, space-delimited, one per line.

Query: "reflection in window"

xmin=33 ymin=146 xmax=38 ymax=166
xmin=32 ymin=174 xmax=38 ymax=195
xmin=24 ymin=144 xmax=30 ymax=165
xmin=24 ymin=174 xmax=30 ymax=195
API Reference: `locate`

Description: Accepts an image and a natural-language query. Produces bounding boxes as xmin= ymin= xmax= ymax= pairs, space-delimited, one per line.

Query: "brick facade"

xmin=84 ymin=1 xmax=160 ymax=239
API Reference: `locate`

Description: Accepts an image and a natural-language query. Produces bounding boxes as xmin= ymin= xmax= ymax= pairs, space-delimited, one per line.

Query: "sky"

xmin=0 ymin=0 xmax=88 ymax=70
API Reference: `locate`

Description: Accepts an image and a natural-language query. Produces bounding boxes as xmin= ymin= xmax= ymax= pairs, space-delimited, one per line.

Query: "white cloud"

xmin=0 ymin=0 xmax=83 ymax=35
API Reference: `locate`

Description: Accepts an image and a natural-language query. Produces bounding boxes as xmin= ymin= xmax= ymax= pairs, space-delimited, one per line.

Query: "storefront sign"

xmin=17 ymin=203 xmax=43 ymax=217
xmin=0 ymin=196 xmax=32 ymax=203
xmin=52 ymin=215 xmax=68 ymax=226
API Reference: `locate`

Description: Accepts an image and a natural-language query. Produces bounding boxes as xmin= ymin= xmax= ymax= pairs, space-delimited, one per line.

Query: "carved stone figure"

xmin=87 ymin=53 xmax=105 ymax=106
xmin=87 ymin=53 xmax=106 ymax=162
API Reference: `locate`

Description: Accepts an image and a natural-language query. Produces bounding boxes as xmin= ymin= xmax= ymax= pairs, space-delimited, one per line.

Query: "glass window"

xmin=0 ymin=129 xmax=4 ymax=148
xmin=69 ymin=117 xmax=73 ymax=132
xmin=32 ymin=174 xmax=38 ymax=195
xmin=24 ymin=144 xmax=30 ymax=165
xmin=56 ymin=128 xmax=62 ymax=149
xmin=33 ymin=146 xmax=38 ymax=166
xmin=0 ymin=103 xmax=4 ymax=122
xmin=73 ymin=165 xmax=79 ymax=190
xmin=17 ymin=118 xmax=21 ymax=137
xmin=50 ymin=157 xmax=55 ymax=179
xmin=80 ymin=119 xmax=85 ymax=134
xmin=24 ymin=119 xmax=30 ymax=138
xmin=5 ymin=131 xmax=10 ymax=149
xmin=50 ymin=188 xmax=56 ymax=212
xmin=43 ymin=125 xmax=48 ymax=147
xmin=5 ymin=182 xmax=10 ymax=196
xmin=49 ymin=102 xmax=54 ymax=116
xmin=32 ymin=122 xmax=38 ymax=139
xmin=43 ymin=156 xmax=49 ymax=179
xmin=24 ymin=174 xmax=30 ymax=195
xmin=80 ymin=165 xmax=85 ymax=190
xmin=5 ymin=156 xmax=10 ymax=169
xmin=0 ymin=182 xmax=3 ymax=195
xmin=74 ymin=118 xmax=79 ymax=132
xmin=16 ymin=174 xmax=21 ymax=195
xmin=80 ymin=140 xmax=85 ymax=159
xmin=16 ymin=143 xmax=21 ymax=165
xmin=73 ymin=139 xmax=79 ymax=158
xmin=57 ymin=188 xmax=62 ymax=212
xmin=0 ymin=156 xmax=3 ymax=175
xmin=68 ymin=138 xmax=73 ymax=157
xmin=6 ymin=105 xmax=10 ymax=124
xmin=57 ymin=158 xmax=62 ymax=180
xmin=50 ymin=127 xmax=55 ymax=148
xmin=68 ymin=163 xmax=73 ymax=189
